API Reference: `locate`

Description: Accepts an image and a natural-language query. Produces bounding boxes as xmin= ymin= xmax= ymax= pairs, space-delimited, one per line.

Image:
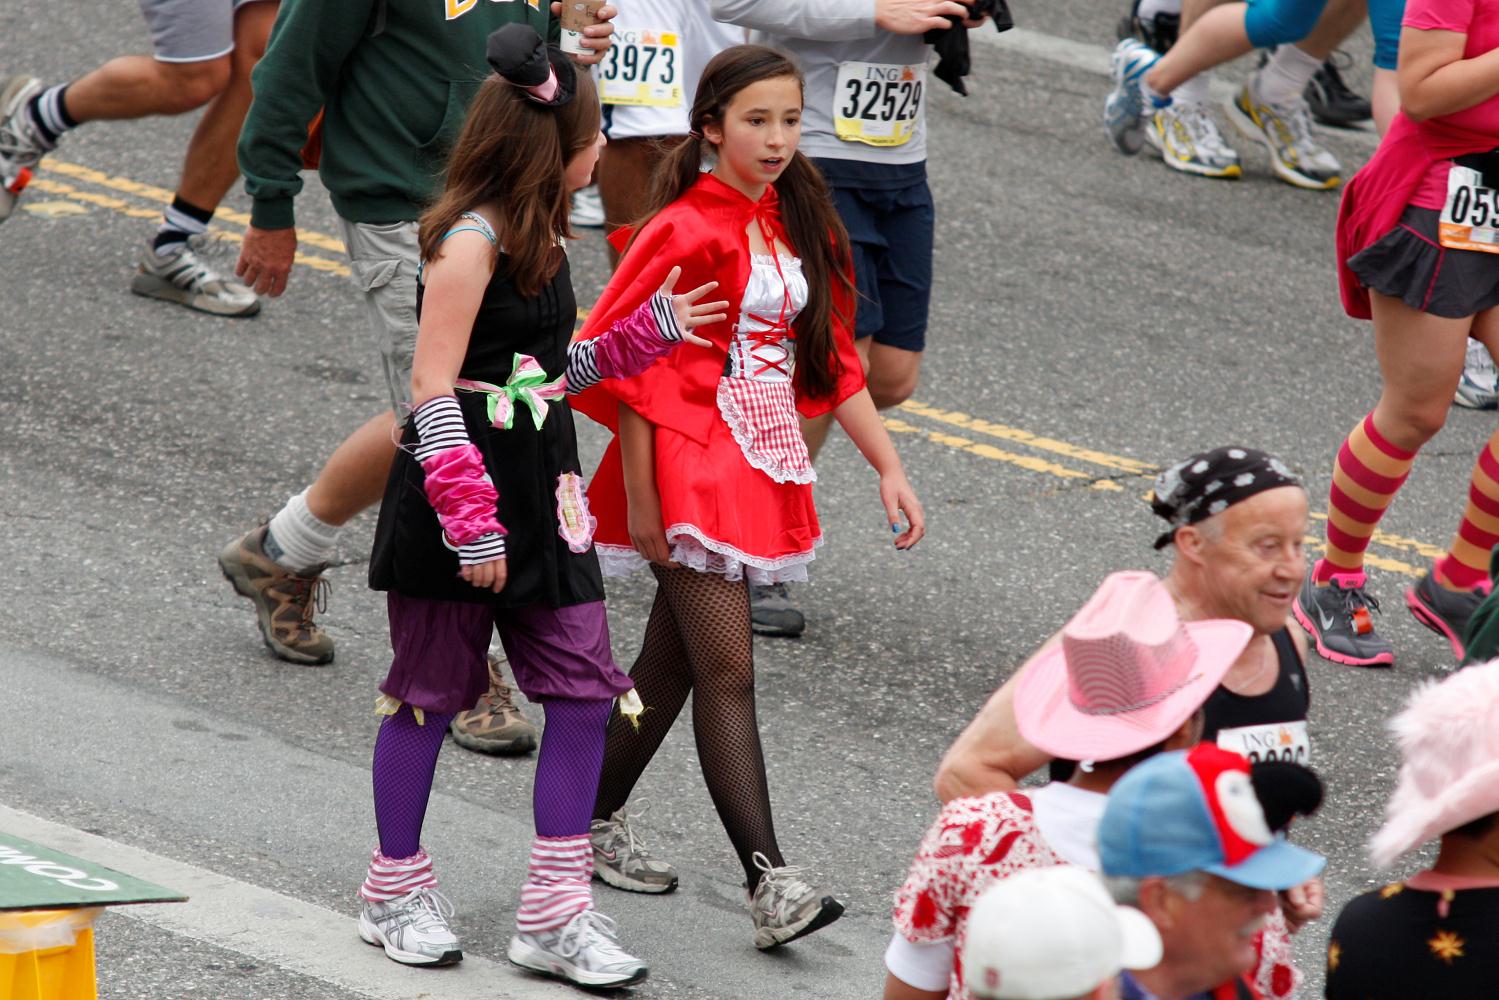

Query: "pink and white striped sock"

xmin=516 ymin=835 xmax=594 ymax=934
xmin=359 ymin=847 xmax=438 ymax=903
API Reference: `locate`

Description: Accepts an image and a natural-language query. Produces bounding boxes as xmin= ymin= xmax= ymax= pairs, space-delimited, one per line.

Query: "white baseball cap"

xmin=963 ymin=866 xmax=1163 ymax=1000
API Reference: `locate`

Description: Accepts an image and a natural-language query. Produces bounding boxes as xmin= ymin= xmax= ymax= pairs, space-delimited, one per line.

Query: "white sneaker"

xmin=130 ymin=239 xmax=261 ymax=317
xmin=570 ymin=185 xmax=605 ymax=228
xmin=508 ymin=909 xmax=648 ymax=988
xmin=1147 ymin=102 xmax=1242 ymax=179
xmin=747 ymin=852 xmax=844 ymax=950
xmin=1224 ymin=82 xmax=1342 ymax=190
xmin=0 ymin=75 xmax=51 ymax=223
xmin=357 ymin=887 xmax=463 ymax=967
xmin=1456 ymin=338 xmax=1499 ymax=409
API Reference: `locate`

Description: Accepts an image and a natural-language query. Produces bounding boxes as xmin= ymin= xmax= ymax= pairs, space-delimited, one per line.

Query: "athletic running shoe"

xmin=218 ymin=525 xmax=335 ymax=665
xmin=591 ymin=801 xmax=679 ymax=894
xmin=1119 ymin=5 xmax=1179 ymax=53
xmin=748 ymin=852 xmax=845 ymax=950
xmin=449 ymin=654 xmax=538 ymax=755
xmin=1225 ymin=83 xmax=1342 ymax=190
xmin=131 ymin=239 xmax=261 ymax=317
xmin=1147 ymin=102 xmax=1242 ymax=179
xmin=358 ymin=887 xmax=463 ymax=967
xmin=570 ymin=185 xmax=604 ymax=228
xmin=1306 ymin=53 xmax=1372 ymax=127
xmin=1406 ymin=573 xmax=1490 ymax=661
xmin=508 ymin=909 xmax=648 ymax=988
xmin=0 ymin=75 xmax=50 ymax=223
xmin=1105 ymin=38 xmax=1162 ymax=156
xmin=1454 ymin=338 xmax=1499 ymax=409
xmin=750 ymin=582 xmax=806 ymax=638
xmin=1293 ymin=567 xmax=1394 ymax=667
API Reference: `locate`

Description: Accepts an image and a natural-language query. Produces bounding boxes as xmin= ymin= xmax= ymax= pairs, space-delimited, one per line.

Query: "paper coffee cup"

xmin=559 ymin=0 xmax=605 ymax=55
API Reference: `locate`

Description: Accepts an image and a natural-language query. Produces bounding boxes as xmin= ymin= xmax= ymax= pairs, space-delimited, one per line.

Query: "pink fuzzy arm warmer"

xmin=565 ymin=291 xmax=686 ymax=394
xmin=412 ymin=395 xmax=506 ymax=564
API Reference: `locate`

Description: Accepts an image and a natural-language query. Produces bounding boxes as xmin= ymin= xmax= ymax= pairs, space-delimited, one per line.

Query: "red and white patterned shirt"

xmin=891 ymin=792 xmax=1066 ymax=999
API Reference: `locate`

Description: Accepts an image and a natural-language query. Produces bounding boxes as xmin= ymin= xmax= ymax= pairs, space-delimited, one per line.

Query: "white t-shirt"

xmin=883 ymin=784 xmax=1109 ymax=992
xmin=598 ymin=0 xmax=743 ymax=139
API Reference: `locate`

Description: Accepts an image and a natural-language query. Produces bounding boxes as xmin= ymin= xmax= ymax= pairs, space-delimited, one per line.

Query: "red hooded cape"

xmin=570 ymin=171 xmax=865 ymax=442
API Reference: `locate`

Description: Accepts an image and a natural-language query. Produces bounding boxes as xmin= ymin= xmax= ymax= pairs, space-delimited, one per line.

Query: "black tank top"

xmin=1048 ymin=628 xmax=1311 ymax=780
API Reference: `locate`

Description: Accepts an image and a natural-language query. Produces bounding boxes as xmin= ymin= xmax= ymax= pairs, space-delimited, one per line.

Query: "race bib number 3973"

xmin=599 ymin=28 xmax=682 ymax=108
xmin=833 ymin=61 xmax=924 ymax=147
xmin=1440 ymin=164 xmax=1499 ymax=253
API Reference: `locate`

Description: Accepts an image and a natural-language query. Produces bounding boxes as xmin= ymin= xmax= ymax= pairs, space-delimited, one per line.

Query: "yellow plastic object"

xmin=0 ymin=909 xmax=99 ymax=1000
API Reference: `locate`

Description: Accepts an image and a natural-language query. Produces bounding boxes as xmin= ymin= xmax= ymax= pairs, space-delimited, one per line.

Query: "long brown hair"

xmin=419 ymin=69 xmax=600 ymax=297
xmin=633 ymin=45 xmax=854 ymax=400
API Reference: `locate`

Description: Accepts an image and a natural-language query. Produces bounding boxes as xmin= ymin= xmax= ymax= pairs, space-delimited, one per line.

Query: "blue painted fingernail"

xmin=891 ymin=523 xmax=900 ymax=533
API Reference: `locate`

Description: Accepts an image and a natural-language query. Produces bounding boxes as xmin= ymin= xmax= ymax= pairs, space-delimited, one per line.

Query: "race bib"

xmin=598 ymin=28 xmax=682 ymax=108
xmin=832 ymin=61 xmax=924 ymax=147
xmin=1440 ymin=164 xmax=1499 ymax=253
xmin=1216 ymin=720 xmax=1310 ymax=766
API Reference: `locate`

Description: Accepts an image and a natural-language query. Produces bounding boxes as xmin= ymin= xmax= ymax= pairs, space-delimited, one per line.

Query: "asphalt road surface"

xmin=0 ymin=4 xmax=1483 ymax=999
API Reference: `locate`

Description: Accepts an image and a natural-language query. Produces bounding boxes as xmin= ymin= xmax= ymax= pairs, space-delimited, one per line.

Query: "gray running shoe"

xmin=358 ymin=887 xmax=462 ymax=967
xmin=750 ymin=582 xmax=806 ymax=638
xmin=1104 ymin=38 xmax=1161 ymax=155
xmin=1455 ymin=338 xmax=1499 ymax=409
xmin=748 ymin=852 xmax=844 ymax=951
xmin=1406 ymin=572 xmax=1489 ymax=662
xmin=508 ymin=909 xmax=648 ymax=988
xmin=1294 ymin=567 xmax=1393 ymax=667
xmin=450 ymin=654 xmax=538 ymax=755
xmin=591 ymin=801 xmax=678 ymax=894
xmin=0 ymin=76 xmax=50 ymax=223
xmin=131 ymin=239 xmax=261 ymax=317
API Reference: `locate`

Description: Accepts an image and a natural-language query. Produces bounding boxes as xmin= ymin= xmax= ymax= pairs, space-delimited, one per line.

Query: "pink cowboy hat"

xmin=1370 ymin=661 xmax=1499 ymax=867
xmin=1014 ymin=571 xmax=1252 ymax=762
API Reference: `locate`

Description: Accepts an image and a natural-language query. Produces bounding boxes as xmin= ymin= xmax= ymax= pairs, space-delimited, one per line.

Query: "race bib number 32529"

xmin=833 ymin=62 xmax=923 ymax=148
xmin=598 ymin=29 xmax=682 ymax=108
xmin=1440 ymin=164 xmax=1499 ymax=253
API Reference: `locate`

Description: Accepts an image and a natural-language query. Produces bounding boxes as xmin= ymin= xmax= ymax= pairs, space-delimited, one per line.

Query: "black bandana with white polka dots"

xmin=1150 ymin=447 xmax=1303 ymax=550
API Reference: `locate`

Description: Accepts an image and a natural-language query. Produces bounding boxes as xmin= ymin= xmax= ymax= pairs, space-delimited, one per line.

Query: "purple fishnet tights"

xmin=372 ymin=705 xmax=456 ymax=859
xmin=533 ymin=698 xmax=612 ymax=837
xmin=593 ymin=565 xmax=785 ymax=888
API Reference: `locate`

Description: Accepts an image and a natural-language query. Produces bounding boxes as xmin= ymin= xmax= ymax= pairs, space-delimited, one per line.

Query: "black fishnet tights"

xmin=593 ymin=565 xmax=784 ymax=888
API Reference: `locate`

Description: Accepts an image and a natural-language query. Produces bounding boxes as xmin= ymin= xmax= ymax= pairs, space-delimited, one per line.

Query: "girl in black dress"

xmin=356 ymin=26 xmax=725 ymax=990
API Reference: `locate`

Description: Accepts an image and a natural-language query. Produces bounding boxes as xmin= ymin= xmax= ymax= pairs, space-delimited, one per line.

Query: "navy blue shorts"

xmin=813 ymin=158 xmax=935 ymax=353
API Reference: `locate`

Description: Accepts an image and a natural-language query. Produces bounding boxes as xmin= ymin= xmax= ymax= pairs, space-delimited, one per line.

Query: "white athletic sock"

xmin=265 ymin=488 xmax=340 ymax=573
xmin=1141 ymin=77 xmax=1171 ymax=110
xmin=1172 ymin=72 xmax=1212 ymax=106
xmin=1253 ymin=44 xmax=1322 ymax=107
xmin=1136 ymin=0 xmax=1182 ymax=24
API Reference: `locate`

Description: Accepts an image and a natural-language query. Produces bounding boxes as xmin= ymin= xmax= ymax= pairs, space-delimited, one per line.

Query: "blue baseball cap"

xmin=1099 ymin=745 xmax=1325 ymax=891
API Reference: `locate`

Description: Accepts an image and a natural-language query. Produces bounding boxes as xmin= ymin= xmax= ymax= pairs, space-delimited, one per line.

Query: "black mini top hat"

xmin=486 ymin=23 xmax=576 ymax=108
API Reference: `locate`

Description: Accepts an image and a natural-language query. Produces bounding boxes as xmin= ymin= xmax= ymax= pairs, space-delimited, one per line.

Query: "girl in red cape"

xmin=571 ymin=44 xmax=925 ymax=950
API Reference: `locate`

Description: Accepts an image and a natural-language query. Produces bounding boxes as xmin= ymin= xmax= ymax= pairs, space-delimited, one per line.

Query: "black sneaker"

xmin=1305 ymin=52 xmax=1371 ymax=127
xmin=750 ymin=583 xmax=805 ymax=638
xmin=1406 ymin=573 xmax=1490 ymax=662
xmin=1293 ymin=567 xmax=1394 ymax=667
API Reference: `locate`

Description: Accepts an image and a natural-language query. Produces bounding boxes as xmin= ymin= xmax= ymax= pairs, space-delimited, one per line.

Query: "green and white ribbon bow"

xmin=455 ymin=353 xmax=565 ymax=431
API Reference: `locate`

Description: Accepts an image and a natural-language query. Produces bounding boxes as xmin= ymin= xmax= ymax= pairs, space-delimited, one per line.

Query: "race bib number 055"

xmin=599 ymin=29 xmax=682 ymax=108
xmin=833 ymin=61 xmax=924 ymax=147
xmin=1440 ymin=164 xmax=1499 ymax=253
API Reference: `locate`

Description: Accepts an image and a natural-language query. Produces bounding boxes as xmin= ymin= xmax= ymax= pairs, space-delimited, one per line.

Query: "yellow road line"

xmin=883 ymin=416 xmax=1124 ymax=491
xmin=899 ymin=400 xmax=1157 ymax=474
xmin=1307 ymin=512 xmax=1447 ymax=561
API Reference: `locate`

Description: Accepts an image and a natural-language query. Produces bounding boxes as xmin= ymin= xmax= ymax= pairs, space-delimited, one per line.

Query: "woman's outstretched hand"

xmin=659 ymin=266 xmax=728 ymax=348
xmin=881 ymin=471 xmax=926 ymax=550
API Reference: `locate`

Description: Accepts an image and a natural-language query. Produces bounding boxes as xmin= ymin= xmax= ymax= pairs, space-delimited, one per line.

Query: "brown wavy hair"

xmin=419 ymin=69 xmax=600 ymax=297
xmin=630 ymin=45 xmax=854 ymax=400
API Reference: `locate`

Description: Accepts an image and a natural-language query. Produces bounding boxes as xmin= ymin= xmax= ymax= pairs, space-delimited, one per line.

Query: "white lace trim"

xmin=596 ymin=525 xmax=821 ymax=585
xmin=714 ymin=381 xmax=817 ymax=486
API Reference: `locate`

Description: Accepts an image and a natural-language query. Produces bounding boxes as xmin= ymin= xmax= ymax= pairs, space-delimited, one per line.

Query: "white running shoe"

xmin=591 ymin=800 xmax=679 ymax=894
xmin=1456 ymin=338 xmax=1499 ymax=409
xmin=747 ymin=852 xmax=845 ymax=950
xmin=1224 ymin=83 xmax=1342 ymax=190
xmin=1148 ymin=102 xmax=1242 ymax=179
xmin=1104 ymin=38 xmax=1161 ymax=156
xmin=508 ymin=909 xmax=648 ymax=988
xmin=131 ymin=239 xmax=261 ymax=317
xmin=570 ymin=185 xmax=605 ymax=228
xmin=358 ymin=887 xmax=463 ymax=967
xmin=0 ymin=75 xmax=51 ymax=223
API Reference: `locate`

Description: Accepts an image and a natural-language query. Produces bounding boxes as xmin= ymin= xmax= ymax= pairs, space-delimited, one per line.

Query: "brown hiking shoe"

xmin=450 ymin=655 xmax=538 ymax=755
xmin=218 ymin=525 xmax=335 ymax=665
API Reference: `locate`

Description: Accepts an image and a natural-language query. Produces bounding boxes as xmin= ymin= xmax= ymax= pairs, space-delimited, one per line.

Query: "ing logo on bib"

xmin=447 ymin=0 xmax=540 ymax=21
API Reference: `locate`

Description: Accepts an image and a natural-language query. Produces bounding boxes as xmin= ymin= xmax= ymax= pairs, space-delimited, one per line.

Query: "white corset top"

xmin=726 ymin=254 xmax=808 ymax=383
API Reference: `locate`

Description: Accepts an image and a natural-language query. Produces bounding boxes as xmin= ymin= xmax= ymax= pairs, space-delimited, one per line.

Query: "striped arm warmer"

xmin=412 ymin=395 xmax=506 ymax=564
xmin=565 ymin=292 xmax=685 ymax=394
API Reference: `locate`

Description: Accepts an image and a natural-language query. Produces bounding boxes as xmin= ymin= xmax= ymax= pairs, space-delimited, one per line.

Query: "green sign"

xmin=0 ymin=833 xmax=186 ymax=911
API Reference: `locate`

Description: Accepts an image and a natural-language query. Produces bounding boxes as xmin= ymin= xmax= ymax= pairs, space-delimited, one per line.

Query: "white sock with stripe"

xmin=516 ymin=835 xmax=594 ymax=934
